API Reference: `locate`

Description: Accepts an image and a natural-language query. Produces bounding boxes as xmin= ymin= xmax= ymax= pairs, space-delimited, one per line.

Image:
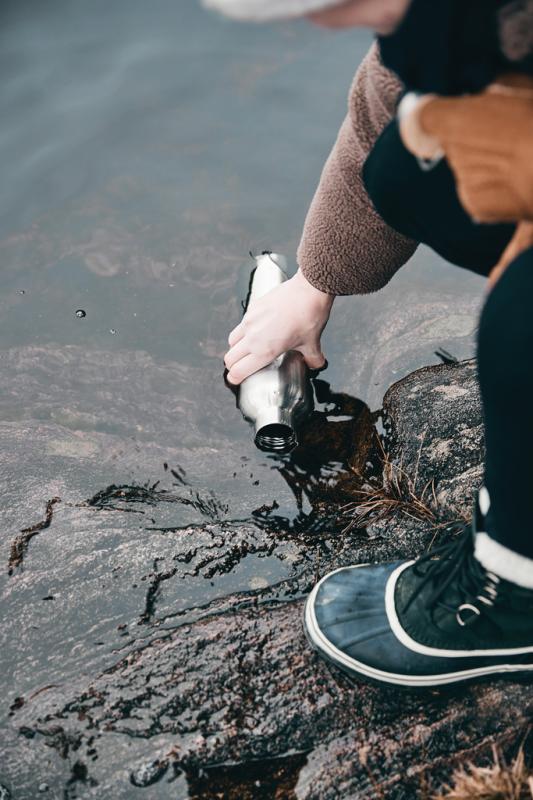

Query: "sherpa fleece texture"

xmin=297 ymin=42 xmax=417 ymax=295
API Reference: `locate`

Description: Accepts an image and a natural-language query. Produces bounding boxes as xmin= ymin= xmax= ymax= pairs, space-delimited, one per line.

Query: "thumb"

xmin=298 ymin=344 xmax=326 ymax=370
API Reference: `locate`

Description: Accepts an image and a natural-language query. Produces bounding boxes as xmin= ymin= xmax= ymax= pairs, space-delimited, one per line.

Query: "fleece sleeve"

xmin=297 ymin=41 xmax=418 ymax=296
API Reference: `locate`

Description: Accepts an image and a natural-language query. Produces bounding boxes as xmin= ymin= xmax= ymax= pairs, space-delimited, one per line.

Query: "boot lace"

xmin=402 ymin=526 xmax=500 ymax=627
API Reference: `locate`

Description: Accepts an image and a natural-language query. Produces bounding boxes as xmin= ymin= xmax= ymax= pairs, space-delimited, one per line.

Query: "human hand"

xmin=224 ymin=268 xmax=334 ymax=385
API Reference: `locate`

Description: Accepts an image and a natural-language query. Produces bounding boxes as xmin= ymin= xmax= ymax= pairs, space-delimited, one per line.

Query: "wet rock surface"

xmin=381 ymin=358 xmax=484 ymax=520
xmin=1 ymin=351 xmax=531 ymax=799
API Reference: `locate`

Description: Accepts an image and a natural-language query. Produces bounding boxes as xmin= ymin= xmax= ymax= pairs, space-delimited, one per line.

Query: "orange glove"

xmin=416 ymin=75 xmax=533 ymax=225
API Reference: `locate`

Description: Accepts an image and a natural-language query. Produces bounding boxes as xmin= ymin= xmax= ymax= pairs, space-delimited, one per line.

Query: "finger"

xmin=228 ymin=322 xmax=245 ymax=347
xmin=224 ymin=339 xmax=251 ymax=370
xmin=227 ymin=353 xmax=270 ymax=386
xmin=298 ymin=345 xmax=326 ymax=370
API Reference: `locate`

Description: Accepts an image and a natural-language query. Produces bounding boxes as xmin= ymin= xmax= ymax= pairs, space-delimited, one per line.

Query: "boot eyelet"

xmin=477 ymin=594 xmax=494 ymax=607
xmin=456 ymin=603 xmax=481 ymax=627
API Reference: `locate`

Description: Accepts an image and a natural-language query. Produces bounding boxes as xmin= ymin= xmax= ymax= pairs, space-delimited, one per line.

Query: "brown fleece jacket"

xmin=298 ymin=1 xmax=533 ymax=296
xmin=297 ymin=42 xmax=415 ymax=296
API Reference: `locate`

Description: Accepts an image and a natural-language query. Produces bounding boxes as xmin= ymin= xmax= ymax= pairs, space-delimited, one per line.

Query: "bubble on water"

xmin=109 ymin=328 xmax=117 ymax=335
xmin=75 ymin=309 xmax=86 ymax=318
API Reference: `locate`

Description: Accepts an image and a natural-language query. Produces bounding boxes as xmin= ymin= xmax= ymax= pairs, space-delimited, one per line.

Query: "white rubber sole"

xmin=304 ymin=565 xmax=533 ymax=688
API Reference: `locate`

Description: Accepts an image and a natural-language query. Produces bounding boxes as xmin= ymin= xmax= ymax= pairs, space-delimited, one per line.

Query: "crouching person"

xmin=206 ymin=0 xmax=533 ymax=687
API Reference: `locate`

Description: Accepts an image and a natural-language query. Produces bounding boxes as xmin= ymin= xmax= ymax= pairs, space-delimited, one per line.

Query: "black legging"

xmin=364 ymin=122 xmax=533 ymax=559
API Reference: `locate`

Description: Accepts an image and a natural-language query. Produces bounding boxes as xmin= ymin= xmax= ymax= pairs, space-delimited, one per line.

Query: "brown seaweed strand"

xmin=8 ymin=497 xmax=61 ymax=575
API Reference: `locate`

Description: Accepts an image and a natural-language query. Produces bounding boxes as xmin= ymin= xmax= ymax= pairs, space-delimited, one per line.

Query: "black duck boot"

xmin=305 ymin=495 xmax=533 ymax=688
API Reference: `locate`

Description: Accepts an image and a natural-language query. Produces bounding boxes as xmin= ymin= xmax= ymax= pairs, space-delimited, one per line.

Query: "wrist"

xmin=295 ymin=268 xmax=335 ymax=308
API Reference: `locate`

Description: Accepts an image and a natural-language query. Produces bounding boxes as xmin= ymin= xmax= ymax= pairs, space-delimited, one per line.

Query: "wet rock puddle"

xmin=4 ymin=379 xmax=388 ymax=797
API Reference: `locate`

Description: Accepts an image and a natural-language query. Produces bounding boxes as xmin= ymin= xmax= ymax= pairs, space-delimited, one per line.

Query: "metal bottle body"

xmin=237 ymin=252 xmax=314 ymax=452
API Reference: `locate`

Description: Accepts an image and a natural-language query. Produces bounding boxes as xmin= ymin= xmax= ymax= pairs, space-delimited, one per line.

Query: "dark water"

xmin=0 ymin=1 xmax=486 ymax=797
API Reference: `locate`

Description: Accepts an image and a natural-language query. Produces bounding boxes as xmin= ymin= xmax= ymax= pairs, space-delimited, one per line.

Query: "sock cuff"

xmin=475 ymin=531 xmax=533 ymax=589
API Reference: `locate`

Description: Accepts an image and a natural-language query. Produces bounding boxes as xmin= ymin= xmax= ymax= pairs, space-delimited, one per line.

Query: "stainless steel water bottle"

xmin=236 ymin=252 xmax=314 ymax=453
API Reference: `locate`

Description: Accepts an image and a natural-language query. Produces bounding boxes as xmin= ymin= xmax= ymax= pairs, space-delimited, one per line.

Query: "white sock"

xmin=474 ymin=487 xmax=533 ymax=590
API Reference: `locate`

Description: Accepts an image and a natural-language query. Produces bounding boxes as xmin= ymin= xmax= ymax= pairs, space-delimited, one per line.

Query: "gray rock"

xmin=381 ymin=358 xmax=484 ymax=520
xmin=324 ymin=259 xmax=482 ymax=409
xmin=1 ymin=350 xmax=530 ymax=800
xmin=383 ymin=360 xmax=482 ymax=476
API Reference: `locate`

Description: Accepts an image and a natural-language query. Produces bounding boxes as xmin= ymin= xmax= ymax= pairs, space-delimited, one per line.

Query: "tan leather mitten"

xmin=418 ymin=76 xmax=533 ymax=224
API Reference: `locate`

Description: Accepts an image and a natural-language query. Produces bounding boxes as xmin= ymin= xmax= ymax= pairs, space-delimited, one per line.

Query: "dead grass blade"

xmin=341 ymin=435 xmax=438 ymax=533
xmin=434 ymin=745 xmax=533 ymax=800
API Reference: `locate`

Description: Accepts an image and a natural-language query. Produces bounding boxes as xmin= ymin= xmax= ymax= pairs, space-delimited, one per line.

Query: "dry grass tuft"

xmin=434 ymin=746 xmax=533 ymax=800
xmin=341 ymin=435 xmax=439 ymax=533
